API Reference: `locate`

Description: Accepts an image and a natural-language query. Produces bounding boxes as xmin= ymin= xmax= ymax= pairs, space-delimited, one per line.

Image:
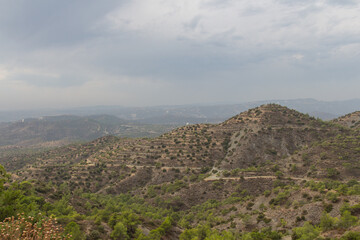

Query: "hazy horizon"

xmin=0 ymin=97 xmax=358 ymax=112
xmin=1 ymin=1 xmax=360 ymax=110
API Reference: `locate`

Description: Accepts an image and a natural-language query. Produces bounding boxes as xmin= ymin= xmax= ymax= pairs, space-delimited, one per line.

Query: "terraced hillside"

xmin=3 ymin=104 xmax=360 ymax=239
xmin=15 ymin=104 xmax=356 ymax=178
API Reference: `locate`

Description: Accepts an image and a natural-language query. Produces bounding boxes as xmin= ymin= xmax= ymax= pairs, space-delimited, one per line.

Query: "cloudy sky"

xmin=0 ymin=0 xmax=359 ymax=110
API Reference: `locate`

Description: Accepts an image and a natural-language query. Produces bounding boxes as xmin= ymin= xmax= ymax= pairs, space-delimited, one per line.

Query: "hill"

xmin=1 ymin=104 xmax=360 ymax=239
xmin=0 ymin=114 xmax=174 ymax=147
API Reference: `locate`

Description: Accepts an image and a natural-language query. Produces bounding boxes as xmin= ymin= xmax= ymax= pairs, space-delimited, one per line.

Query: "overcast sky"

xmin=0 ymin=0 xmax=359 ymax=110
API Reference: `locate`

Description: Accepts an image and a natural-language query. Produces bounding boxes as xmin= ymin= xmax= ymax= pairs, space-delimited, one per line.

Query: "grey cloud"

xmin=277 ymin=0 xmax=358 ymax=7
xmin=0 ymin=0 xmax=359 ymax=108
xmin=241 ymin=6 xmax=266 ymax=16
xmin=6 ymin=70 xmax=88 ymax=88
xmin=201 ymin=0 xmax=234 ymax=9
xmin=326 ymin=0 xmax=358 ymax=6
xmin=275 ymin=0 xmax=316 ymax=6
xmin=183 ymin=16 xmax=202 ymax=30
xmin=0 ymin=0 xmax=126 ymax=49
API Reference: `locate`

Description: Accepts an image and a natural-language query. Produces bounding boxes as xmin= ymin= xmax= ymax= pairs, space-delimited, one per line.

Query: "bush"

xmin=222 ymin=171 xmax=231 ymax=177
xmin=64 ymin=221 xmax=84 ymax=240
xmin=111 ymin=222 xmax=129 ymax=240
xmin=269 ymin=190 xmax=290 ymax=205
xmin=338 ymin=211 xmax=357 ymax=229
xmin=264 ymin=190 xmax=271 ymax=197
xmin=320 ymin=212 xmax=336 ymax=231
xmin=324 ymin=203 xmax=333 ymax=213
xmin=341 ymin=231 xmax=360 ymax=240
xmin=326 ymin=191 xmax=339 ymax=203
xmin=292 ymin=222 xmax=320 ymax=240
xmin=327 ymin=168 xmax=340 ymax=178
xmin=0 ymin=214 xmax=70 ymax=239
xmin=88 ymin=230 xmax=101 ymax=240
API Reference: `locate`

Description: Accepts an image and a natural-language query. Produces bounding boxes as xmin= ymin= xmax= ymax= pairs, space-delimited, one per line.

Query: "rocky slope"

xmin=333 ymin=111 xmax=360 ymax=129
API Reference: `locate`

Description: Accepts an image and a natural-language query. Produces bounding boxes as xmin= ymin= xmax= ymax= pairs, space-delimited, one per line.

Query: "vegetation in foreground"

xmin=1 ymin=163 xmax=360 ymax=239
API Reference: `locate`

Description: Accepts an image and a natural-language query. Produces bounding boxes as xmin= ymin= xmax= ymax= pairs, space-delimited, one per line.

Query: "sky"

xmin=0 ymin=0 xmax=359 ymax=110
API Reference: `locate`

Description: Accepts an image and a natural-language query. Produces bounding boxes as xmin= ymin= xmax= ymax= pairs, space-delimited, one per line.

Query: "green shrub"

xmin=338 ymin=211 xmax=357 ymax=229
xmin=292 ymin=222 xmax=320 ymax=240
xmin=320 ymin=212 xmax=336 ymax=231
xmin=341 ymin=231 xmax=360 ymax=240
xmin=269 ymin=190 xmax=290 ymax=205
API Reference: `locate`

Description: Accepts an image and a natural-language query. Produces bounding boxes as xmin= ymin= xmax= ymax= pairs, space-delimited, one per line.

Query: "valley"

xmin=1 ymin=104 xmax=360 ymax=239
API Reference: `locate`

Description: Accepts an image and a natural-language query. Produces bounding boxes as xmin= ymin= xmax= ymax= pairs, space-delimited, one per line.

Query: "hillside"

xmin=2 ymin=104 xmax=360 ymax=239
xmin=0 ymin=115 xmax=174 ymax=147
xmin=333 ymin=111 xmax=360 ymax=129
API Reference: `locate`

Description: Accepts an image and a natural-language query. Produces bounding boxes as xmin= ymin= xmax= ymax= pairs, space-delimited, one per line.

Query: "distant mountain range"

xmin=0 ymin=115 xmax=174 ymax=148
xmin=1 ymin=98 xmax=359 ymax=125
xmin=0 ymin=98 xmax=359 ymax=150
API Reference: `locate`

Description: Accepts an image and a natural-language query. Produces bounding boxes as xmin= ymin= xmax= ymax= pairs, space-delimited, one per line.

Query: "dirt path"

xmin=204 ymin=175 xmax=276 ymax=181
xmin=204 ymin=174 xmax=313 ymax=182
xmin=124 ymin=164 xmax=202 ymax=170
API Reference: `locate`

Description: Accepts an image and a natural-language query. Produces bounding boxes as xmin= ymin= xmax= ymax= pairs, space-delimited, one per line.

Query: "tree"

xmin=320 ymin=212 xmax=336 ymax=231
xmin=65 ymin=221 xmax=85 ymax=240
xmin=341 ymin=231 xmax=360 ymax=240
xmin=111 ymin=222 xmax=129 ymax=240
xmin=0 ymin=165 xmax=9 ymax=190
xmin=292 ymin=222 xmax=320 ymax=240
xmin=338 ymin=211 xmax=357 ymax=229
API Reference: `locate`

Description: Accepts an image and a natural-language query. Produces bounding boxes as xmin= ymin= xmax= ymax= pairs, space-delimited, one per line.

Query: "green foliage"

xmin=257 ymin=213 xmax=271 ymax=224
xmin=111 ymin=222 xmax=129 ymax=240
xmin=340 ymin=231 xmax=360 ymax=240
xmin=326 ymin=168 xmax=340 ymax=178
xmin=292 ymin=222 xmax=320 ymax=240
xmin=263 ymin=190 xmax=271 ymax=197
xmin=342 ymin=203 xmax=360 ymax=216
xmin=320 ymin=212 xmax=336 ymax=231
xmin=306 ymin=180 xmax=360 ymax=196
xmin=88 ymin=230 xmax=101 ymax=240
xmin=0 ymin=183 xmax=47 ymax=221
xmin=323 ymin=203 xmax=333 ymax=213
xmin=144 ymin=216 xmax=173 ymax=239
xmin=269 ymin=190 xmax=290 ymax=205
xmin=241 ymin=228 xmax=282 ymax=240
xmin=0 ymin=164 xmax=10 ymax=191
xmin=179 ymin=224 xmax=238 ymax=240
xmin=1 ymin=135 xmax=360 ymax=240
xmin=222 ymin=137 xmax=231 ymax=152
xmin=50 ymin=196 xmax=76 ymax=217
xmin=161 ymin=180 xmax=188 ymax=194
xmin=65 ymin=221 xmax=85 ymax=240
xmin=337 ymin=211 xmax=358 ymax=229
xmin=325 ymin=191 xmax=339 ymax=203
